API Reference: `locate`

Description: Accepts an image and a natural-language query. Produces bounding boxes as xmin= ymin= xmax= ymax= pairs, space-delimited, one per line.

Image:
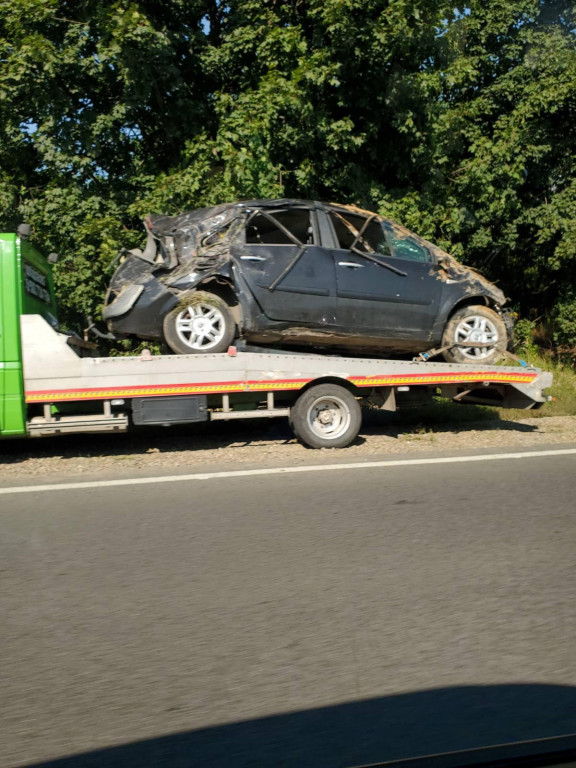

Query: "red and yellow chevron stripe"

xmin=25 ymin=369 xmax=537 ymax=403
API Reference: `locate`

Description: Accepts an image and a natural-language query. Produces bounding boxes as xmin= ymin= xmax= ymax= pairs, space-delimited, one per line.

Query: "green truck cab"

xmin=0 ymin=233 xmax=58 ymax=436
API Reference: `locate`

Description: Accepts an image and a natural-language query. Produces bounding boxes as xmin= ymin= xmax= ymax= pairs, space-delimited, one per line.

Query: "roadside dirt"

xmin=1 ymin=413 xmax=575 ymax=480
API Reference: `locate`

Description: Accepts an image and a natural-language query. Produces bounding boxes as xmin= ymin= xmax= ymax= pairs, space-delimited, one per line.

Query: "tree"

xmin=424 ymin=0 xmax=576 ymax=329
xmin=1 ymin=0 xmax=575 ymax=348
xmin=0 ymin=0 xmax=211 ymax=328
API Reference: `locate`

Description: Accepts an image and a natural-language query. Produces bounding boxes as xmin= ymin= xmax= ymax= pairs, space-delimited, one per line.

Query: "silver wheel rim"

xmin=306 ymin=396 xmax=351 ymax=440
xmin=175 ymin=302 xmax=226 ymax=351
xmin=454 ymin=314 xmax=499 ymax=360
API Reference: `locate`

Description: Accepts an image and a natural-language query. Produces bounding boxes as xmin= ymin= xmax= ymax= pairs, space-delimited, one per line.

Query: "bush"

xmin=553 ymin=292 xmax=576 ymax=353
xmin=514 ymin=318 xmax=539 ymax=356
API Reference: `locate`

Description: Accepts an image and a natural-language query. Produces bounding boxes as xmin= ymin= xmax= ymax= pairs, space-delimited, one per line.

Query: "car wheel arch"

xmin=172 ymin=277 xmax=243 ymax=328
xmin=432 ymin=294 xmax=493 ymax=342
xmin=447 ymin=295 xmax=492 ymax=320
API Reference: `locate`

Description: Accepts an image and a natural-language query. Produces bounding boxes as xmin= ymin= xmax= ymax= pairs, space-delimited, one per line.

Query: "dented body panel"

xmin=104 ymin=199 xmax=511 ymax=356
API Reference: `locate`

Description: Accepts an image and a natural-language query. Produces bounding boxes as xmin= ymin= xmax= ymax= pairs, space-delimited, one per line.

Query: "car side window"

xmin=384 ymin=227 xmax=431 ymax=263
xmin=329 ymin=212 xmax=391 ymax=257
xmin=245 ymin=209 xmax=314 ymax=245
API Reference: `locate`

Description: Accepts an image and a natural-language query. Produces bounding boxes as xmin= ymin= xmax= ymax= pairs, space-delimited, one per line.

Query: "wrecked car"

xmin=103 ymin=199 xmax=513 ymax=363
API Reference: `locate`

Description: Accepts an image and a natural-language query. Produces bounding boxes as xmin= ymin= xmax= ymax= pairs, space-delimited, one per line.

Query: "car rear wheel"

xmin=441 ymin=305 xmax=507 ymax=364
xmin=163 ymin=291 xmax=236 ymax=355
xmin=289 ymin=384 xmax=362 ymax=448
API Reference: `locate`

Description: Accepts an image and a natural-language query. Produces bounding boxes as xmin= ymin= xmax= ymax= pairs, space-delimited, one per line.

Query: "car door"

xmin=230 ymin=206 xmax=337 ymax=324
xmin=327 ymin=209 xmax=441 ymax=338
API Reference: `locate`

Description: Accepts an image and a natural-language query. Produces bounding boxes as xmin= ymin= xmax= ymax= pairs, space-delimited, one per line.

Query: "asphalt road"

xmin=2 ymin=446 xmax=576 ymax=767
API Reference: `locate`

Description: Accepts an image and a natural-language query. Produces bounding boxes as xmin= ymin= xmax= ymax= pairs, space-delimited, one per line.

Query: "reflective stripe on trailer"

xmin=24 ymin=370 xmax=537 ymax=403
xmin=348 ymin=371 xmax=537 ymax=387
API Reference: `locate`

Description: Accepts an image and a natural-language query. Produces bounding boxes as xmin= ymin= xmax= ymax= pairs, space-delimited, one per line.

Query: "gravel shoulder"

xmin=1 ymin=412 xmax=575 ymax=480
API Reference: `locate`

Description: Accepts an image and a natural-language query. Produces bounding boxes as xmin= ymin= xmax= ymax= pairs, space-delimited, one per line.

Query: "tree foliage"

xmin=1 ymin=0 xmax=575 ymax=346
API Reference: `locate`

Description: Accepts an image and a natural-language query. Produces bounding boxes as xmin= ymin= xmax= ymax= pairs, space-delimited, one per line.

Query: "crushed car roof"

xmin=147 ymin=199 xmax=317 ymax=236
xmin=142 ymin=199 xmax=505 ymax=306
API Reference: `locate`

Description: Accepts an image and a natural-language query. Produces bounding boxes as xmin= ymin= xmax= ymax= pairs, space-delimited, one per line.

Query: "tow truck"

xmin=0 ymin=232 xmax=553 ymax=448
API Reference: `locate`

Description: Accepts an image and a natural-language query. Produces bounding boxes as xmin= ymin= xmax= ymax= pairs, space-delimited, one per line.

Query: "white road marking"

xmin=1 ymin=447 xmax=576 ymax=496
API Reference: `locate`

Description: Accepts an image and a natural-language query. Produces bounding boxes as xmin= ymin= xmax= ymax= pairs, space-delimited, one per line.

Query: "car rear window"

xmin=245 ymin=209 xmax=314 ymax=245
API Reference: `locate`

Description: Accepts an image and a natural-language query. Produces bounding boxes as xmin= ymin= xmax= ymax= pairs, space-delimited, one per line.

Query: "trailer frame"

xmin=16 ymin=314 xmax=553 ymax=448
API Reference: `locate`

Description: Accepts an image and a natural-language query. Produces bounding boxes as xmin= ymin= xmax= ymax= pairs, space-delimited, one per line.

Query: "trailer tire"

xmin=163 ymin=291 xmax=236 ymax=355
xmin=290 ymin=384 xmax=362 ymax=449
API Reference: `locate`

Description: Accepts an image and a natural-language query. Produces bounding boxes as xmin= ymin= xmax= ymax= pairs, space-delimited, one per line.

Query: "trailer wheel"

xmin=163 ymin=291 xmax=236 ymax=355
xmin=290 ymin=384 xmax=362 ymax=449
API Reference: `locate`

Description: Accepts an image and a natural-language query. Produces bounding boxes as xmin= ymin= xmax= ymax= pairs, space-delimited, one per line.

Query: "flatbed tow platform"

xmin=0 ymin=232 xmax=552 ymax=448
xmin=18 ymin=314 xmax=552 ymax=449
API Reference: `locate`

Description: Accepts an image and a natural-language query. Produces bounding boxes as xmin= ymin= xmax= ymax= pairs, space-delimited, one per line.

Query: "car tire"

xmin=441 ymin=305 xmax=507 ymax=364
xmin=289 ymin=383 xmax=362 ymax=449
xmin=162 ymin=291 xmax=236 ymax=355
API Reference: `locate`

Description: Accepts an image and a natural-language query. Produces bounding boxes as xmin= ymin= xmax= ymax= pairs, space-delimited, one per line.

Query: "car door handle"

xmin=338 ymin=261 xmax=364 ymax=268
xmin=240 ymin=254 xmax=267 ymax=262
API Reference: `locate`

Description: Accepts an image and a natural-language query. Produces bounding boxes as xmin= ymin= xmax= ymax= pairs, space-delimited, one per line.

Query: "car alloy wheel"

xmin=162 ymin=291 xmax=236 ymax=355
xmin=440 ymin=305 xmax=508 ymax=365
xmin=454 ymin=314 xmax=500 ymax=361
xmin=175 ymin=303 xmax=226 ymax=351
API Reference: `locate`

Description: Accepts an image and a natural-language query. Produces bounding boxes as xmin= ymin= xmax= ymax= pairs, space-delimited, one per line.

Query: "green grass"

xmin=497 ymin=351 xmax=576 ymax=420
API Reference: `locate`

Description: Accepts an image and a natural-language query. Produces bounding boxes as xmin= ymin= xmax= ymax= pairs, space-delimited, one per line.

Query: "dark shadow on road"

xmin=361 ymin=405 xmax=540 ymax=435
xmin=0 ymin=418 xmax=297 ymax=467
xmin=1 ymin=407 xmax=540 ymax=468
xmin=29 ymin=684 xmax=576 ymax=768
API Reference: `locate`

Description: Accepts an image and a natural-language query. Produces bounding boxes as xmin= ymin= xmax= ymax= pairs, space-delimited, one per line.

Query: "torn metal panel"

xmin=102 ymin=284 xmax=144 ymax=320
xmin=153 ymin=208 xmax=244 ymax=272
